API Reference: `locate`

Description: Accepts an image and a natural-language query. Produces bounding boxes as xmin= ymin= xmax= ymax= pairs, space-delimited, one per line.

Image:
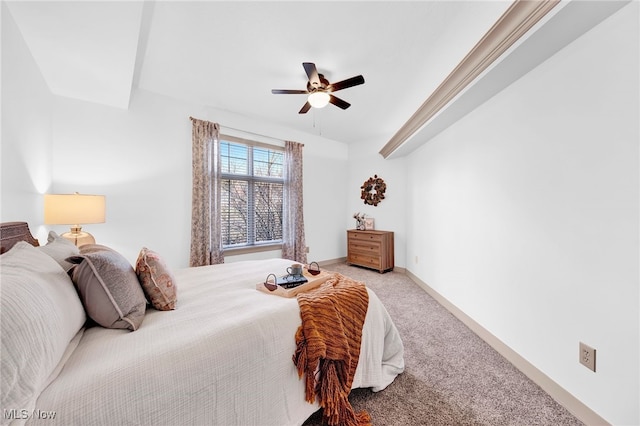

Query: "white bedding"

xmin=30 ymin=259 xmax=404 ymax=425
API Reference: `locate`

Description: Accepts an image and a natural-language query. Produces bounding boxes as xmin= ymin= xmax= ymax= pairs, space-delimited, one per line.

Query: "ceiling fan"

xmin=271 ymin=62 xmax=365 ymax=114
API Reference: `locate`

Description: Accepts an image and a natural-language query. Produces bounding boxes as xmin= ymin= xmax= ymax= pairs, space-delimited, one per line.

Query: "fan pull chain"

xmin=312 ymin=110 xmax=322 ymax=136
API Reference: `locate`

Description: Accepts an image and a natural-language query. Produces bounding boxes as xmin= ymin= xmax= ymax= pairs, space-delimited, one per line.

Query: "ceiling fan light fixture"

xmin=272 ymin=63 xmax=363 ymax=113
xmin=308 ymin=91 xmax=330 ymax=108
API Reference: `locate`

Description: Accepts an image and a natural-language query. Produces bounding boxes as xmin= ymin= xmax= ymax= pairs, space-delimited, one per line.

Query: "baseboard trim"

xmin=318 ymin=257 xmax=346 ymax=267
xmin=322 ymin=259 xmax=407 ymax=275
xmin=405 ymin=270 xmax=610 ymax=426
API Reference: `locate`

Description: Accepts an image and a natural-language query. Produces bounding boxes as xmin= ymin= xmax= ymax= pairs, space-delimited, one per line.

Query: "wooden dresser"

xmin=346 ymin=230 xmax=394 ymax=273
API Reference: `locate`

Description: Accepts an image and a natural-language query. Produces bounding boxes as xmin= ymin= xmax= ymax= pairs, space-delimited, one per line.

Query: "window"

xmin=220 ymin=136 xmax=284 ymax=248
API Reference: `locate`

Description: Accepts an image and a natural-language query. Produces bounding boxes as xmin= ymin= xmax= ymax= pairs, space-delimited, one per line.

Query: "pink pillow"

xmin=135 ymin=247 xmax=177 ymax=311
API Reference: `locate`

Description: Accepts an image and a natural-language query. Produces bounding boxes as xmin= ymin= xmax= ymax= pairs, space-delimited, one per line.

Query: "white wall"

xmin=49 ymin=89 xmax=349 ymax=268
xmin=1 ymin=2 xmax=53 ymax=242
xmin=405 ymin=3 xmax=638 ymax=424
xmin=347 ymin=139 xmax=407 ymax=268
xmin=49 ymin=90 xmax=193 ymax=266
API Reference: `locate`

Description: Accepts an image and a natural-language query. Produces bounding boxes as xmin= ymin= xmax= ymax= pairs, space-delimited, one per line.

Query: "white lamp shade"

xmin=308 ymin=91 xmax=330 ymax=108
xmin=44 ymin=193 xmax=106 ymax=225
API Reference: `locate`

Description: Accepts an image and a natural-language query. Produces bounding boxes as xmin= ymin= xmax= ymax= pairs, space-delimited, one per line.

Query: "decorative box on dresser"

xmin=346 ymin=230 xmax=394 ymax=273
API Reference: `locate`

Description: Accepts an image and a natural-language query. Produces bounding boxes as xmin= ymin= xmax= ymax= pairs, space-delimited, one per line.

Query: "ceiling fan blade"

xmin=328 ymin=75 xmax=365 ymax=92
xmin=302 ymin=62 xmax=321 ymax=87
xmin=298 ymin=102 xmax=312 ymax=114
xmin=271 ymin=89 xmax=308 ymax=94
xmin=329 ymin=95 xmax=351 ymax=110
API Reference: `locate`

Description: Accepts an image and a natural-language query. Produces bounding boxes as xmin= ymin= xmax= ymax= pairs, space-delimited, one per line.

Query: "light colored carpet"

xmin=303 ymin=263 xmax=583 ymax=426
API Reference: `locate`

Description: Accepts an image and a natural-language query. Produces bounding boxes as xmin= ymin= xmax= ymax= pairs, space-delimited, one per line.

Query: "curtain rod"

xmin=221 ymin=125 xmax=287 ymax=145
xmin=189 ymin=116 xmax=303 ymax=146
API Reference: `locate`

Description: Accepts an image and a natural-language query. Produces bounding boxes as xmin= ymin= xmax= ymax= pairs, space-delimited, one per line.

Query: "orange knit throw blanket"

xmin=292 ymin=273 xmax=371 ymax=426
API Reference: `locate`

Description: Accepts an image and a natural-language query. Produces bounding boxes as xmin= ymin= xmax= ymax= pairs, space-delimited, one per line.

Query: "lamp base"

xmin=61 ymin=225 xmax=96 ymax=247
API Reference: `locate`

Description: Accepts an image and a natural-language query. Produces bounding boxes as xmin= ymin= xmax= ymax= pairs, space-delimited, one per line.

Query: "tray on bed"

xmin=256 ymin=268 xmax=334 ymax=298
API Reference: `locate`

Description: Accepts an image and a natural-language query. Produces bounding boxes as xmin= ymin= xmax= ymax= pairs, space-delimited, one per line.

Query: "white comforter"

xmin=31 ymin=259 xmax=404 ymax=425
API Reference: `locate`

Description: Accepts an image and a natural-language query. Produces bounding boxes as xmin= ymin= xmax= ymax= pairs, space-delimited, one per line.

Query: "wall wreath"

xmin=360 ymin=175 xmax=386 ymax=206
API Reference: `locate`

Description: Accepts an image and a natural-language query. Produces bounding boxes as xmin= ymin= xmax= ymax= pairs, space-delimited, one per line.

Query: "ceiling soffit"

xmin=381 ymin=0 xmax=632 ymax=159
xmin=5 ymin=1 xmax=144 ymax=109
xmin=379 ymin=0 xmax=560 ymax=159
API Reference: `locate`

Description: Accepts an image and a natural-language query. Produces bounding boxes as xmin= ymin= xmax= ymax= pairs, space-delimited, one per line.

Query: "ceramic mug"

xmin=287 ymin=263 xmax=303 ymax=277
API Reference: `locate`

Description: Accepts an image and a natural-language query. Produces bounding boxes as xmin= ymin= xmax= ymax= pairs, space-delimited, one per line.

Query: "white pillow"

xmin=0 ymin=242 xmax=86 ymax=418
xmin=38 ymin=230 xmax=80 ymax=272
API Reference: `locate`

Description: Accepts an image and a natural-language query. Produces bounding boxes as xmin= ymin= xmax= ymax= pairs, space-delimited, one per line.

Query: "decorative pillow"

xmin=38 ymin=230 xmax=80 ymax=272
xmin=0 ymin=242 xmax=86 ymax=414
xmin=135 ymin=247 xmax=177 ymax=310
xmin=68 ymin=245 xmax=146 ymax=331
xmin=79 ymin=243 xmax=116 ymax=255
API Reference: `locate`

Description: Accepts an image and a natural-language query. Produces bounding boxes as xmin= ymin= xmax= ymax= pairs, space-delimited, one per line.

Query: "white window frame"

xmin=219 ymin=134 xmax=284 ymax=253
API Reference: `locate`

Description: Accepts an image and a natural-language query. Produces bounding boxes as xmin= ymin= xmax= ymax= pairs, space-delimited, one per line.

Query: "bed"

xmin=0 ymin=222 xmax=404 ymax=425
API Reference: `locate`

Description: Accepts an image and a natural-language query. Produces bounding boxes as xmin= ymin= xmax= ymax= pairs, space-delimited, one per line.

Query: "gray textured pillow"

xmin=38 ymin=231 xmax=79 ymax=272
xmin=68 ymin=245 xmax=146 ymax=331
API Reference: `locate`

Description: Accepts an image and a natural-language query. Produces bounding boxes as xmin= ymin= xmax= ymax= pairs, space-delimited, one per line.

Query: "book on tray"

xmin=275 ymin=274 xmax=308 ymax=289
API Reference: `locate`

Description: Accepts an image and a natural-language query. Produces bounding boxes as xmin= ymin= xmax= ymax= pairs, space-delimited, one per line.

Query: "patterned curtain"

xmin=189 ymin=118 xmax=224 ymax=266
xmin=281 ymin=140 xmax=307 ymax=264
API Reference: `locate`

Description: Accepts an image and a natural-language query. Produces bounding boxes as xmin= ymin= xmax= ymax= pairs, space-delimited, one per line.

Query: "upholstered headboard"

xmin=0 ymin=222 xmax=40 ymax=254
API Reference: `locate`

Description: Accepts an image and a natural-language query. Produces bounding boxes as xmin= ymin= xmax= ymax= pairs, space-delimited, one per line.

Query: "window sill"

xmin=223 ymin=243 xmax=282 ymax=256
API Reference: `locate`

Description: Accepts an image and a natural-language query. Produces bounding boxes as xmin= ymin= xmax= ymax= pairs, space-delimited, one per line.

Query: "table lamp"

xmin=44 ymin=193 xmax=106 ymax=246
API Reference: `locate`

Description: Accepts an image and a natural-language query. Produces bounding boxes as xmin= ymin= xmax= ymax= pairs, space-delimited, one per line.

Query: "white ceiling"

xmin=5 ymin=1 xmax=144 ymax=109
xmin=4 ymin=1 xmax=628 ymax=150
xmin=5 ymin=0 xmax=511 ymax=145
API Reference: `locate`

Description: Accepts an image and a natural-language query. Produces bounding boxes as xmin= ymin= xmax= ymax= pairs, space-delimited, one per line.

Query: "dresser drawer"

xmin=349 ymin=240 xmax=381 ymax=255
xmin=347 ymin=253 xmax=381 ymax=269
xmin=348 ymin=231 xmax=383 ymax=243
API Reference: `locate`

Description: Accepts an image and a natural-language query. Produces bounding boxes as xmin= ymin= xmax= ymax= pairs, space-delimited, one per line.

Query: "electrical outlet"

xmin=579 ymin=342 xmax=596 ymax=372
